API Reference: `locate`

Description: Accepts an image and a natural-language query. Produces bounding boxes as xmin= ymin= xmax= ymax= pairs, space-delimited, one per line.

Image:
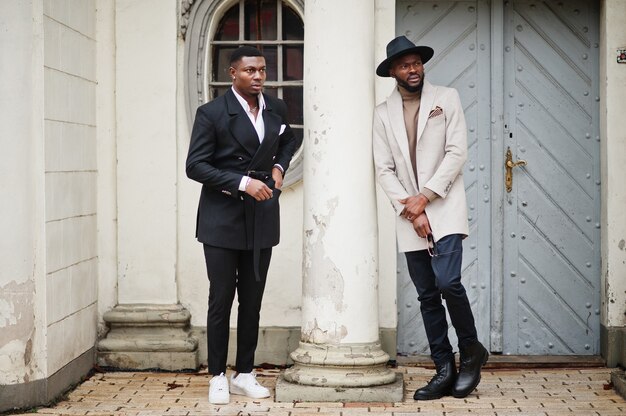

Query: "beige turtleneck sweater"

xmin=398 ymin=86 xmax=437 ymax=202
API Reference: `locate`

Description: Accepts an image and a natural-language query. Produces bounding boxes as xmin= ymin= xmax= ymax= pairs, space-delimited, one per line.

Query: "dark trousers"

xmin=405 ymin=234 xmax=478 ymax=365
xmin=203 ymin=244 xmax=272 ymax=375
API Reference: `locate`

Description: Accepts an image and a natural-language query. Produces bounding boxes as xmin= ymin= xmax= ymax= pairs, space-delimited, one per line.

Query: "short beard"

xmin=396 ymin=75 xmax=425 ymax=94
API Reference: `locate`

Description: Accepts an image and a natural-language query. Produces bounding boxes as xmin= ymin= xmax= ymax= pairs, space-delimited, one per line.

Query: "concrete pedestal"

xmin=97 ymin=304 xmax=198 ymax=371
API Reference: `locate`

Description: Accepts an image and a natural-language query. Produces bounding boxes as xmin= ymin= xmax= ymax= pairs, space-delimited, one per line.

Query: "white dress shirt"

xmin=231 ymin=87 xmax=284 ymax=192
xmin=232 ymin=87 xmax=265 ymax=191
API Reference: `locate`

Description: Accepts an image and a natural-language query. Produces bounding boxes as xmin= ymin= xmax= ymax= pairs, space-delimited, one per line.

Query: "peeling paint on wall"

xmin=301 ymin=318 xmax=348 ymax=344
xmin=0 ymin=280 xmax=35 ymax=346
xmin=0 ymin=279 xmax=36 ymax=384
xmin=303 ymin=197 xmax=345 ymax=313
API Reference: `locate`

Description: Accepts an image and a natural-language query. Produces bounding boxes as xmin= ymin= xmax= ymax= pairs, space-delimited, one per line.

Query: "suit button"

xmin=238 ymin=156 xmax=243 ymax=160
xmin=240 ymin=196 xmax=244 ymax=200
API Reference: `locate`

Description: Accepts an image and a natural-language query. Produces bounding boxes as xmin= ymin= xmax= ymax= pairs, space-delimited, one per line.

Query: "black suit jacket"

xmin=186 ymin=89 xmax=300 ymax=250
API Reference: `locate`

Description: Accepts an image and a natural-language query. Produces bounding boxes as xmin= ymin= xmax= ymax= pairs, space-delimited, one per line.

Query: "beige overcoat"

xmin=373 ymin=80 xmax=469 ymax=252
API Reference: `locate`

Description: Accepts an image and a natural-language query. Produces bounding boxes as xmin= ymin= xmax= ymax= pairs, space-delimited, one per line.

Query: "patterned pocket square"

xmin=428 ymin=106 xmax=443 ymax=118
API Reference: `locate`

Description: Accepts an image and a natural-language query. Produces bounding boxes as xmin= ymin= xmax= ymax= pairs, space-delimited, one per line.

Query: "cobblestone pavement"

xmin=11 ymin=366 xmax=625 ymax=415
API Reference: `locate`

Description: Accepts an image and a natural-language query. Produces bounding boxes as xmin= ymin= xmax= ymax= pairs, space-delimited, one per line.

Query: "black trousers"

xmin=405 ymin=234 xmax=478 ymax=365
xmin=203 ymin=244 xmax=272 ymax=375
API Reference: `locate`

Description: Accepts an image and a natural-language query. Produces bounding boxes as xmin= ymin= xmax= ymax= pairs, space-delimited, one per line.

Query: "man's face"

xmin=230 ymin=56 xmax=267 ymax=98
xmin=389 ymin=53 xmax=425 ymax=93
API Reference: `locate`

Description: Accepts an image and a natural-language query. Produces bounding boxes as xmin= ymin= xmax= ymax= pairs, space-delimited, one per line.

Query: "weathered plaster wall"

xmin=0 ymin=0 xmax=47 ymax=385
xmin=600 ymin=0 xmax=626 ymax=329
xmin=43 ymin=0 xmax=99 ymax=376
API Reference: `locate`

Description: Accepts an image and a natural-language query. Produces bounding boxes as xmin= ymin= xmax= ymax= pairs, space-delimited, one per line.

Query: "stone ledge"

xmin=97 ymin=304 xmax=198 ymax=371
xmin=611 ymin=368 xmax=626 ymax=400
xmin=103 ymin=303 xmax=192 ymax=326
xmin=275 ymin=372 xmax=403 ymax=402
xmin=97 ymin=351 xmax=198 ymax=371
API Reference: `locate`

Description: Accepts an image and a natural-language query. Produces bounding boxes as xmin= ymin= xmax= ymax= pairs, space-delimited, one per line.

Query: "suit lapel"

xmin=417 ymin=80 xmax=436 ymax=143
xmin=225 ymin=89 xmax=260 ymax=157
xmin=248 ymin=94 xmax=281 ymax=169
xmin=386 ymin=88 xmax=418 ymax=191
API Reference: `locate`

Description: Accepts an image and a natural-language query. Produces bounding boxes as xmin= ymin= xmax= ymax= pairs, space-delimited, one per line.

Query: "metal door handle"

xmin=505 ymin=147 xmax=527 ymax=193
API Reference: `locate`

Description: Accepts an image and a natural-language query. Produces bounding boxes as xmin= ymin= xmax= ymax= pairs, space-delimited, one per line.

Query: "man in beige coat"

xmin=373 ymin=36 xmax=488 ymax=400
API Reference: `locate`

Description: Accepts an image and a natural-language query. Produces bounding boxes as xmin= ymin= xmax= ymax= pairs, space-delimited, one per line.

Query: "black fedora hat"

xmin=376 ymin=36 xmax=434 ymax=77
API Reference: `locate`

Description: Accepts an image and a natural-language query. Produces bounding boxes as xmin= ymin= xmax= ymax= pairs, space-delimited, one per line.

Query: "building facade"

xmin=1 ymin=0 xmax=625 ymax=411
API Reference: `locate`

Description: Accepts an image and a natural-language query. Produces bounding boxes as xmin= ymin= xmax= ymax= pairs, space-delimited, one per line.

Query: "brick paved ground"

xmin=10 ymin=366 xmax=626 ymax=415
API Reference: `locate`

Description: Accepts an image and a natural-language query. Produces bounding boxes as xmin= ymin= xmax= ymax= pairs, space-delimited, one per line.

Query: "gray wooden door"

xmin=501 ymin=0 xmax=601 ymax=355
xmin=395 ymin=0 xmax=601 ymax=356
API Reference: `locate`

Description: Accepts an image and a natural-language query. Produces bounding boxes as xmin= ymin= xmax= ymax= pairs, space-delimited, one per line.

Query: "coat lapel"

xmin=417 ymin=80 xmax=436 ymax=143
xmin=225 ymin=89 xmax=260 ymax=157
xmin=386 ymin=88 xmax=418 ymax=191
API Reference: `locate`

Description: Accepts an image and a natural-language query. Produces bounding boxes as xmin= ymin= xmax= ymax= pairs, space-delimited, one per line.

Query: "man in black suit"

xmin=186 ymin=46 xmax=300 ymax=404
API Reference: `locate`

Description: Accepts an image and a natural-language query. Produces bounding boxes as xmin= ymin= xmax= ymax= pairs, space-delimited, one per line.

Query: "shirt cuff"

xmin=239 ymin=176 xmax=251 ymax=192
xmin=420 ymin=188 xmax=439 ymax=202
xmin=273 ymin=164 xmax=284 ymax=176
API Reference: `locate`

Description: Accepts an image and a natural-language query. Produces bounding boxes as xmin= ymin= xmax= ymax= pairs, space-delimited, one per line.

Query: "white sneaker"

xmin=230 ymin=372 xmax=270 ymax=399
xmin=208 ymin=373 xmax=229 ymax=404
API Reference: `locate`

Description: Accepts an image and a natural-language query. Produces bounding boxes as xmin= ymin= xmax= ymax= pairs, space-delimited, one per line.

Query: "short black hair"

xmin=229 ymin=46 xmax=264 ymax=66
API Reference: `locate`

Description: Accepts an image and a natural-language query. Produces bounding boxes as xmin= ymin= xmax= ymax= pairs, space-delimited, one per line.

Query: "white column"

xmin=96 ymin=0 xmax=118 ymax=334
xmin=115 ymin=0 xmax=177 ymax=303
xmin=374 ymin=0 xmax=400 ymax=348
xmin=96 ymin=0 xmax=198 ymax=371
xmin=600 ymin=0 xmax=626 ymax=367
xmin=283 ymin=0 xmax=395 ymax=387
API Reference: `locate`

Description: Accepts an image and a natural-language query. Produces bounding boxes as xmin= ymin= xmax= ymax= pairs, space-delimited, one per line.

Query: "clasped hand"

xmin=399 ymin=194 xmax=428 ymax=222
xmin=399 ymin=194 xmax=431 ymax=238
xmin=245 ymin=167 xmax=283 ymax=201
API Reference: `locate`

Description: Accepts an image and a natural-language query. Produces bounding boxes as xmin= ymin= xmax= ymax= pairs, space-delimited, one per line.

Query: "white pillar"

xmin=96 ymin=0 xmax=198 ymax=370
xmin=374 ymin=0 xmax=400 ymax=348
xmin=600 ymin=0 xmax=626 ymax=367
xmin=283 ymin=0 xmax=395 ymax=388
xmin=115 ymin=0 xmax=177 ymax=304
xmin=96 ymin=0 xmax=118 ymax=335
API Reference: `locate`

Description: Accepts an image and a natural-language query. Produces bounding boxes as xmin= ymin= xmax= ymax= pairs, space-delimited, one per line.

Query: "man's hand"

xmin=399 ymin=194 xmax=428 ymax=221
xmin=272 ymin=167 xmax=283 ymax=190
xmin=412 ymin=212 xmax=432 ymax=238
xmin=245 ymin=178 xmax=273 ymax=201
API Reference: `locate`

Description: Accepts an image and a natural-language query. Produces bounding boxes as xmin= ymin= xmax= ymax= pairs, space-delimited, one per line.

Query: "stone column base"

xmin=97 ymin=304 xmax=198 ymax=371
xmin=282 ymin=341 xmax=397 ymax=387
xmin=276 ymin=372 xmax=404 ymax=402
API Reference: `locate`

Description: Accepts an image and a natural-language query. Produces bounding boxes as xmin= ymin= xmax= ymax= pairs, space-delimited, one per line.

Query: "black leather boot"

xmin=452 ymin=340 xmax=489 ymax=398
xmin=413 ymin=358 xmax=457 ymax=400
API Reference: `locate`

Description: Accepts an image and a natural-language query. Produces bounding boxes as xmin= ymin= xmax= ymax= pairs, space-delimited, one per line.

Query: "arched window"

xmin=184 ymin=0 xmax=304 ymax=186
